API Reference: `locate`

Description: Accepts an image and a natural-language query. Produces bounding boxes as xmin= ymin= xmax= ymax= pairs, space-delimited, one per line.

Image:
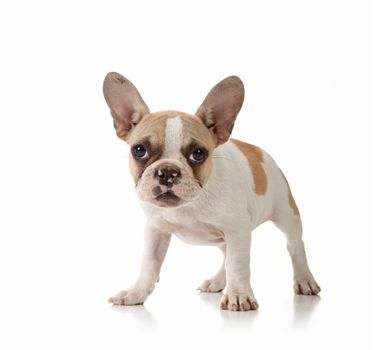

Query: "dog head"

xmin=103 ymin=72 xmax=244 ymax=208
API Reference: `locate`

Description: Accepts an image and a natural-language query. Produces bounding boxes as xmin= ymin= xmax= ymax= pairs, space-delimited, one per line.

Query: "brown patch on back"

xmin=280 ymin=170 xmax=300 ymax=216
xmin=231 ymin=139 xmax=267 ymax=195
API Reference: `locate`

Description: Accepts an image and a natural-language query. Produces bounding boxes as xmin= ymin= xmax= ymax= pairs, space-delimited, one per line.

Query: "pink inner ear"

xmin=202 ymin=100 xmax=241 ymax=145
xmin=110 ymin=104 xmax=135 ymax=139
xmin=213 ymin=121 xmax=235 ymax=145
xmin=113 ymin=119 xmax=131 ymax=140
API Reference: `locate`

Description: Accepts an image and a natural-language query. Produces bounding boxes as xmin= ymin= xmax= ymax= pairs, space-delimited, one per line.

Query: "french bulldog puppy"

xmin=103 ymin=72 xmax=320 ymax=311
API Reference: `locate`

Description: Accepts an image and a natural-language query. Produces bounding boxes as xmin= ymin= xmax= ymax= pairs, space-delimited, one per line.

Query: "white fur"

xmin=163 ymin=116 xmax=183 ymax=158
xmin=110 ymin=138 xmax=320 ymax=310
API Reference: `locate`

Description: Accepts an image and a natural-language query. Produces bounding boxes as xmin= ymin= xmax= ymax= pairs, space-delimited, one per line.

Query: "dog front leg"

xmin=220 ymin=231 xmax=258 ymax=311
xmin=109 ymin=223 xmax=171 ymax=305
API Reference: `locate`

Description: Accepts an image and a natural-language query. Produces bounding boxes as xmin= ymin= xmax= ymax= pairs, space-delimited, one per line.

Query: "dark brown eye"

xmin=132 ymin=144 xmax=147 ymax=159
xmin=189 ymin=148 xmax=207 ymax=163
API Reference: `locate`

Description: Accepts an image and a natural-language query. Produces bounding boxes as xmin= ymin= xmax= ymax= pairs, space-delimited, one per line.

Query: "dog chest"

xmin=156 ymin=218 xmax=225 ymax=246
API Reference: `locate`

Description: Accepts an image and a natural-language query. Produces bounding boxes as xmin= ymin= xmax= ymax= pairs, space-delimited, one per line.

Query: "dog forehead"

xmin=130 ymin=111 xmax=214 ymax=150
xmin=165 ymin=113 xmax=216 ymax=153
xmin=164 ymin=116 xmax=183 ymax=155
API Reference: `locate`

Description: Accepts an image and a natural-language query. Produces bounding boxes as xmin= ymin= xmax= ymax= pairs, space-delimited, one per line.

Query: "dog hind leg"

xmin=273 ymin=202 xmax=321 ymax=295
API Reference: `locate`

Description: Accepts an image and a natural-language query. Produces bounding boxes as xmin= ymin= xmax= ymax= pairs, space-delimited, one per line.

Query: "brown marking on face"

xmin=231 ymin=139 xmax=267 ymax=195
xmin=179 ymin=114 xmax=217 ymax=186
xmin=152 ymin=186 xmax=162 ymax=196
xmin=279 ymin=170 xmax=300 ymax=216
xmin=127 ymin=112 xmax=169 ymax=184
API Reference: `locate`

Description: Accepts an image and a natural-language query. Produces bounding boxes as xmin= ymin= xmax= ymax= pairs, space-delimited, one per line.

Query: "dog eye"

xmin=132 ymin=144 xmax=148 ymax=159
xmin=189 ymin=148 xmax=207 ymax=163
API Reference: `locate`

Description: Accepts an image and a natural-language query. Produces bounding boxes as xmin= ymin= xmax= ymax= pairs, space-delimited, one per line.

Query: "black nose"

xmin=155 ymin=166 xmax=181 ymax=187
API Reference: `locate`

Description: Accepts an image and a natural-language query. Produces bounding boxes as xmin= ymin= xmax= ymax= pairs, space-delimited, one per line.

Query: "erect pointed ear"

xmin=195 ymin=76 xmax=244 ymax=145
xmin=103 ymin=72 xmax=150 ymax=140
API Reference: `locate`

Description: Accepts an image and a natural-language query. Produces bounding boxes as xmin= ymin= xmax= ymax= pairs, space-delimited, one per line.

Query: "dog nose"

xmin=155 ymin=166 xmax=181 ymax=187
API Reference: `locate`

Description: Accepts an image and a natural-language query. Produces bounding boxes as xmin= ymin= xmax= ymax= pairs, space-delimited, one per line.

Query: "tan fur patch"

xmin=288 ymin=190 xmax=300 ymax=216
xmin=231 ymin=139 xmax=267 ymax=195
xmin=279 ymin=170 xmax=300 ymax=216
xmin=180 ymin=114 xmax=217 ymax=185
xmin=127 ymin=112 xmax=169 ymax=183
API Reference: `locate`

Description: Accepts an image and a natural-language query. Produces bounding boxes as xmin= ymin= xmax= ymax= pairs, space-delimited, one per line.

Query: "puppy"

xmin=103 ymin=73 xmax=320 ymax=311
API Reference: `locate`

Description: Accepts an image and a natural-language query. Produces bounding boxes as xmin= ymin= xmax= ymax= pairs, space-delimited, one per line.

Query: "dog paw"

xmin=198 ymin=277 xmax=226 ymax=293
xmin=294 ymin=276 xmax=321 ymax=295
xmin=220 ymin=290 xmax=258 ymax=311
xmin=108 ymin=288 xmax=149 ymax=305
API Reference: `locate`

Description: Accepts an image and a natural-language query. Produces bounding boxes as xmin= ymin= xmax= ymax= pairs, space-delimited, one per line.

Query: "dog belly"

xmin=173 ymin=226 xmax=225 ymax=246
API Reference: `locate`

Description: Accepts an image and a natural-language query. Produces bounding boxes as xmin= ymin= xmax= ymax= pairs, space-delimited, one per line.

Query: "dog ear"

xmin=103 ymin=72 xmax=150 ymax=140
xmin=195 ymin=76 xmax=244 ymax=145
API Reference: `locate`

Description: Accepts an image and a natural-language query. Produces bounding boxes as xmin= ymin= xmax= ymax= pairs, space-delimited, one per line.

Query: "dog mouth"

xmin=155 ymin=190 xmax=181 ymax=207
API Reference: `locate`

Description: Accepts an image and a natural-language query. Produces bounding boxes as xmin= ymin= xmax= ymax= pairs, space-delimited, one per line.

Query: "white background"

xmin=0 ymin=1 xmax=381 ymax=349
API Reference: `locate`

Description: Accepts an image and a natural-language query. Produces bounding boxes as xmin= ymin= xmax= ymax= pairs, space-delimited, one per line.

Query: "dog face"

xmin=126 ymin=111 xmax=216 ymax=207
xmin=103 ymin=73 xmax=244 ymax=208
